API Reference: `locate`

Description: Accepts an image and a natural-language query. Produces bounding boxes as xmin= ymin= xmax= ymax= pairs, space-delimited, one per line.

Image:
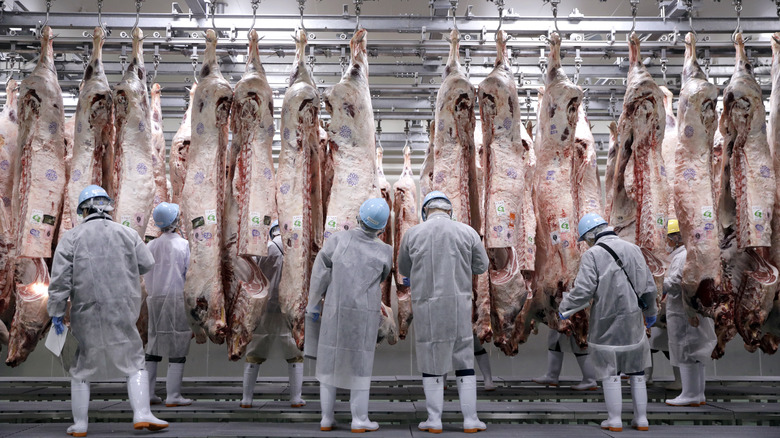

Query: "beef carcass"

xmin=112 ymin=27 xmax=155 ymax=238
xmin=322 ymin=28 xmax=378 ymax=237
xmin=660 ymin=86 xmax=678 ymax=219
xmin=0 ymin=79 xmax=19 ymax=229
xmin=13 ymin=26 xmax=66 ymax=258
xmin=376 ymin=146 xmax=393 ymax=306
xmin=225 ymin=255 xmax=268 ymax=360
xmin=419 ymin=121 xmax=435 ymax=198
xmin=181 ymin=29 xmax=233 ymax=345
xmin=514 ymin=32 xmax=587 ymax=349
xmin=611 ymin=33 xmax=669 ymax=288
xmin=765 ymin=33 xmax=780 ymax=345
xmin=477 ymin=30 xmax=534 ymax=354
xmin=62 ymin=27 xmax=113 ymax=235
xmin=277 ymin=29 xmax=320 ymax=349
xmin=718 ymin=33 xmax=778 ymax=353
xmin=54 ymin=112 xmax=76 ymax=244
xmin=431 ymin=29 xmax=479 ymax=230
xmin=231 ymin=29 xmax=277 ymax=257
xmin=393 ymin=145 xmax=418 ymax=339
xmin=0 ymin=209 xmax=14 ymax=325
xmin=5 ymin=258 xmax=49 ymax=366
xmin=143 ymin=83 xmax=168 ymax=240
xmin=674 ymin=32 xmax=725 ymax=355
xmin=604 ymin=121 xmax=618 ymax=222
xmin=573 ymin=104 xmax=603 ymax=229
xmin=170 ymin=85 xmax=196 ymax=208
xmin=319 ymin=125 xmax=333 ymax=221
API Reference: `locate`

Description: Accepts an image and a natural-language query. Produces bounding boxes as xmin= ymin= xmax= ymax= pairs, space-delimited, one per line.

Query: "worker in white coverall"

xmin=240 ymin=220 xmax=306 ymax=409
xmin=304 ymin=198 xmax=393 ymax=433
xmin=48 ymin=185 xmax=168 ymax=437
xmin=398 ymin=191 xmax=490 ymax=434
xmin=532 ymin=330 xmax=597 ymax=391
xmin=144 ymin=202 xmax=193 ymax=407
xmin=663 ymin=219 xmax=716 ymax=407
xmin=559 ymin=213 xmax=657 ymax=433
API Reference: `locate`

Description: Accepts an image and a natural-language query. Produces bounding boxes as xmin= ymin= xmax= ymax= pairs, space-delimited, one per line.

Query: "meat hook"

xmin=683 ymin=0 xmax=696 ymax=38
xmin=628 ymin=0 xmax=639 ymax=37
xmin=249 ymin=0 xmax=260 ymax=34
xmin=450 ymin=0 xmax=458 ymax=32
xmin=354 ymin=0 xmax=364 ymax=32
xmin=731 ymin=0 xmax=742 ymax=44
xmin=297 ymin=0 xmax=306 ymax=31
xmin=131 ymin=0 xmax=143 ymax=36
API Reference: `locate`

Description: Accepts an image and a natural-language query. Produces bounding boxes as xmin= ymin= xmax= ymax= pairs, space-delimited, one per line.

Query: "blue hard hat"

xmin=421 ymin=190 xmax=451 ymax=222
xmin=359 ymin=198 xmax=390 ymax=230
xmin=77 ymin=185 xmax=112 ymax=213
xmin=577 ymin=213 xmax=607 ymax=242
xmin=269 ymin=220 xmax=280 ymax=238
xmin=153 ymin=202 xmax=180 ymax=229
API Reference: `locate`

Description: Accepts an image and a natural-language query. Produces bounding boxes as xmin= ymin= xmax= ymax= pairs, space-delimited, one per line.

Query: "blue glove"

xmin=559 ymin=312 xmax=569 ymax=321
xmin=52 ymin=316 xmax=65 ymax=335
xmin=645 ymin=315 xmax=657 ymax=328
xmin=310 ymin=312 xmax=320 ymax=323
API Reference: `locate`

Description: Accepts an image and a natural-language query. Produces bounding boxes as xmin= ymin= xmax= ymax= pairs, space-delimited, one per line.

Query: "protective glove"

xmin=558 ymin=312 xmax=569 ymax=321
xmin=310 ymin=312 xmax=320 ymax=322
xmin=52 ymin=316 xmax=65 ymax=335
xmin=645 ymin=315 xmax=657 ymax=328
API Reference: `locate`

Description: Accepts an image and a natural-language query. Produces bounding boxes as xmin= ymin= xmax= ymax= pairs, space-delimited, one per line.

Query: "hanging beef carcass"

xmin=5 ymin=258 xmax=50 ymax=366
xmin=604 ymin=121 xmax=618 ymax=222
xmin=477 ymin=30 xmax=534 ymax=355
xmin=513 ymin=32 xmax=588 ymax=349
xmin=660 ymin=86 xmax=678 ymax=220
xmin=610 ymin=33 xmax=669 ymax=291
xmin=170 ymin=85 xmax=196 ymax=208
xmin=277 ymin=29 xmax=321 ymax=349
xmin=419 ymin=121 xmax=435 ymax=198
xmin=573 ymin=104 xmax=603 ymax=236
xmin=322 ymin=28 xmax=378 ymax=238
xmin=13 ymin=26 xmax=66 ymax=258
xmin=673 ymin=32 xmax=724 ymax=355
xmin=716 ymin=33 xmax=778 ymax=354
xmin=764 ymin=33 xmax=780 ymax=345
xmin=143 ymin=83 xmax=168 ymax=240
xmin=376 ymin=146 xmax=393 ymax=306
xmin=224 ymin=29 xmax=276 ymax=359
xmin=111 ymin=27 xmax=155 ymax=238
xmin=61 ymin=28 xmax=113 ymax=237
xmin=0 ymin=79 xmax=19 ymax=229
xmin=0 ymin=209 xmax=14 ymax=334
xmin=471 ymin=126 xmax=492 ymax=343
xmin=393 ymin=145 xmax=418 ymax=339
xmin=181 ymin=29 xmax=233 ymax=345
xmin=319 ymin=125 xmax=333 ymax=221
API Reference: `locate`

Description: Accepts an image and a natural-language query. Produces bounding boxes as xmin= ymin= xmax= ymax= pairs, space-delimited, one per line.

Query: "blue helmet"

xmin=77 ymin=185 xmax=112 ymax=215
xmin=269 ymin=220 xmax=280 ymax=238
xmin=153 ymin=202 xmax=180 ymax=229
xmin=359 ymin=198 xmax=390 ymax=230
xmin=421 ymin=190 xmax=451 ymax=221
xmin=577 ymin=213 xmax=607 ymax=242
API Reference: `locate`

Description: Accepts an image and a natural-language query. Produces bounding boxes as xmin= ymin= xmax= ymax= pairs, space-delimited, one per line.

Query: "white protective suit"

xmin=397 ymin=212 xmax=489 ymax=375
xmin=48 ymin=213 xmax=155 ymax=381
xmin=305 ymin=228 xmax=393 ymax=390
xmin=143 ymin=231 xmax=191 ymax=358
xmin=559 ymin=231 xmax=657 ymax=380
xmin=663 ymin=245 xmax=716 ymax=366
xmin=247 ymin=236 xmax=300 ymax=362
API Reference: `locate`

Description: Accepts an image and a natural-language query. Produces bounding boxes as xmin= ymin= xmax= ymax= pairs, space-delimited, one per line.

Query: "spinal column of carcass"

xmin=143 ymin=83 xmax=169 ymax=240
xmin=181 ymin=29 xmax=233 ymax=345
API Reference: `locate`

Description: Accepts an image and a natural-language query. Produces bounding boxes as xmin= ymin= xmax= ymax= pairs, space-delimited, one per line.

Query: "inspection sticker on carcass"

xmin=205 ymin=209 xmax=217 ymax=225
xmin=121 ymin=215 xmax=132 ymax=227
xmin=752 ymin=206 xmax=764 ymax=222
xmin=701 ymin=206 xmax=713 ymax=222
xmin=558 ymin=218 xmax=570 ymax=234
xmin=250 ymin=212 xmax=262 ymax=227
xmin=292 ymin=215 xmax=303 ymax=230
xmin=326 ymin=216 xmax=338 ymax=230
xmin=495 ymin=201 xmax=507 ymax=216
xmin=30 ymin=209 xmax=43 ymax=225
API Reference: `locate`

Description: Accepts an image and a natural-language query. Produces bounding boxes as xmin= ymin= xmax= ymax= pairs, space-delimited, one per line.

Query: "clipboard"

xmin=45 ymin=326 xmax=78 ymax=372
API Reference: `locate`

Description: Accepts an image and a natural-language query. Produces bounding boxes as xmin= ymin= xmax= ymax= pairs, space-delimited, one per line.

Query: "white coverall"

xmin=559 ymin=233 xmax=657 ymax=379
xmin=397 ymin=212 xmax=489 ymax=375
xmin=664 ymin=246 xmax=716 ymax=366
xmin=306 ymin=228 xmax=393 ymax=390
xmin=144 ymin=232 xmax=191 ymax=358
xmin=48 ymin=213 xmax=154 ymax=381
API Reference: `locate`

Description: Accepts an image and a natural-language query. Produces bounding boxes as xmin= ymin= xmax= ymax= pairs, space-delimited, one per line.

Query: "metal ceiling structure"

xmin=0 ymin=0 xmax=778 ymax=177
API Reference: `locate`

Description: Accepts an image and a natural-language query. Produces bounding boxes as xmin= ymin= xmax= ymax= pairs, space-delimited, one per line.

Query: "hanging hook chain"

xmin=450 ymin=0 xmax=458 ymax=32
xmin=551 ymin=0 xmax=560 ymax=33
xmin=491 ymin=0 xmax=505 ymax=32
xmin=297 ymin=0 xmax=306 ymax=30
xmin=629 ymin=0 xmax=639 ymax=35
xmin=97 ymin=0 xmax=107 ymax=35
xmin=683 ymin=0 xmax=696 ymax=37
xmin=731 ymin=0 xmax=742 ymax=43
xmin=131 ymin=0 xmax=142 ymax=35
xmin=249 ymin=0 xmax=260 ymax=33
xmin=41 ymin=0 xmax=52 ymax=31
xmin=209 ymin=0 xmax=217 ymax=31
xmin=354 ymin=0 xmax=363 ymax=31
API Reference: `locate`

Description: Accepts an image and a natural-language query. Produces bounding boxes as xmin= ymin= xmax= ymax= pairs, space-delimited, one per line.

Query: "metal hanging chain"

xmin=683 ymin=0 xmax=696 ymax=37
xmin=491 ymin=0 xmax=505 ymax=33
xmin=731 ymin=0 xmax=742 ymax=43
xmin=297 ymin=0 xmax=306 ymax=30
xmin=354 ymin=0 xmax=363 ymax=31
xmin=628 ymin=0 xmax=639 ymax=36
xmin=551 ymin=0 xmax=560 ymax=33
xmin=450 ymin=0 xmax=458 ymax=32
xmin=131 ymin=0 xmax=143 ymax=35
xmin=97 ymin=0 xmax=107 ymax=35
xmin=43 ymin=0 xmax=52 ymax=28
xmin=210 ymin=0 xmax=218 ymax=31
xmin=249 ymin=0 xmax=260 ymax=34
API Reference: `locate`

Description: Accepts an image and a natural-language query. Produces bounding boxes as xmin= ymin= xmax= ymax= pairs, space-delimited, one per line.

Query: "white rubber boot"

xmin=457 ymin=375 xmax=486 ymax=433
xmin=418 ymin=376 xmax=443 ymax=433
xmin=320 ymin=383 xmax=337 ymax=431
xmin=698 ymin=363 xmax=707 ymax=405
xmin=600 ymin=376 xmax=623 ymax=432
xmin=665 ymin=366 xmax=682 ymax=391
xmin=240 ymin=363 xmax=259 ymax=408
xmin=532 ymin=350 xmax=563 ymax=386
xmin=145 ymin=361 xmax=162 ymax=405
xmin=127 ymin=370 xmax=169 ymax=431
xmin=474 ymin=353 xmax=495 ymax=391
xmin=67 ymin=379 xmax=89 ymax=437
xmin=350 ymin=389 xmax=379 ymax=433
xmin=630 ymin=375 xmax=649 ymax=431
xmin=165 ymin=362 xmax=193 ymax=407
xmin=572 ymin=355 xmax=598 ymax=391
xmin=665 ymin=363 xmax=701 ymax=407
xmin=288 ymin=362 xmax=306 ymax=407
